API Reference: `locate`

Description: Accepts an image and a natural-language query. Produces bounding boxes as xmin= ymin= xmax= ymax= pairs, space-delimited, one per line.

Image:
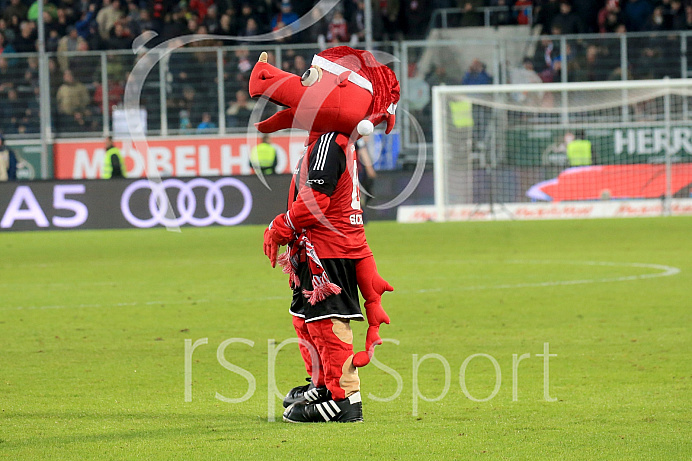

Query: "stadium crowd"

xmin=0 ymin=0 xmax=691 ymax=136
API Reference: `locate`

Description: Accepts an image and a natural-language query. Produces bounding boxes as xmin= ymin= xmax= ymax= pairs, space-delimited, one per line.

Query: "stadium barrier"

xmin=0 ymin=170 xmax=433 ymax=232
xmin=51 ymin=132 xmax=401 ymax=180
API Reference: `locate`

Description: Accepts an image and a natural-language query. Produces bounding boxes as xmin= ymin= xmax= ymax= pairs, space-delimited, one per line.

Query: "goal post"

xmin=427 ymin=79 xmax=692 ymax=222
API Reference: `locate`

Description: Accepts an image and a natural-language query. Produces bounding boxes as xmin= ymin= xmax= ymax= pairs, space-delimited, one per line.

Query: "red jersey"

xmin=289 ymin=132 xmax=372 ymax=260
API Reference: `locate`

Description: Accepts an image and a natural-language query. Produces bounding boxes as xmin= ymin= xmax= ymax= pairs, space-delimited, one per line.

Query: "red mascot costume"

xmin=249 ymin=46 xmax=399 ymax=423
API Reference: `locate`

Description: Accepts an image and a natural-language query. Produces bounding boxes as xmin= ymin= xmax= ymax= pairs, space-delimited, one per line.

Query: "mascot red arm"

xmin=250 ymin=47 xmax=399 ymax=423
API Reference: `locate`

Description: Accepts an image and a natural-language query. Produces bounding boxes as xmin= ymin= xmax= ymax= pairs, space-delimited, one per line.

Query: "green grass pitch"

xmin=1 ymin=218 xmax=691 ymax=460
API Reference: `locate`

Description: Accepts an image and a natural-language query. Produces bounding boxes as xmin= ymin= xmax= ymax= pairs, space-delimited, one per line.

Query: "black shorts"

xmin=290 ymin=258 xmax=363 ymax=323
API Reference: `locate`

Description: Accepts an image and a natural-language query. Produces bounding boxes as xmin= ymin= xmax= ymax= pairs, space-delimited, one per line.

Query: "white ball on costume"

xmin=357 ymin=119 xmax=374 ymax=136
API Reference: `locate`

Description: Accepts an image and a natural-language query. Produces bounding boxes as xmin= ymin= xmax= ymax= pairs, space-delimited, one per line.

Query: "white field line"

xmin=412 ymin=260 xmax=680 ymax=294
xmin=3 ymin=261 xmax=680 ymax=311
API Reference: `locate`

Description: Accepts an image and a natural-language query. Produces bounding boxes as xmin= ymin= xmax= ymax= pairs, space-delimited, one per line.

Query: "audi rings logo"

xmin=121 ymin=178 xmax=253 ymax=228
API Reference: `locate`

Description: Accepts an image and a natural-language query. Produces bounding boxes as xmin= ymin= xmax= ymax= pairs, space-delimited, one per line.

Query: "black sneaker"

xmin=283 ymin=378 xmax=330 ymax=408
xmin=283 ymin=392 xmax=363 ymax=423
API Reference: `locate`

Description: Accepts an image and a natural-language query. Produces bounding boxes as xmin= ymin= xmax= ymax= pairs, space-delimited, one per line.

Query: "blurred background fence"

xmin=1 ymin=31 xmax=691 ymax=175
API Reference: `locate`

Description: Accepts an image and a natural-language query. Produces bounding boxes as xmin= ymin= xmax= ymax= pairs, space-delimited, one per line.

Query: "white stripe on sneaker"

xmin=329 ymin=400 xmax=340 ymax=413
xmin=321 ymin=402 xmax=336 ymax=418
xmin=316 ymin=404 xmax=330 ymax=421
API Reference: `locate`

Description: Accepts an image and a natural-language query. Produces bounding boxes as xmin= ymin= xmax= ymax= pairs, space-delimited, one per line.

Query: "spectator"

xmin=0 ymin=19 xmax=16 ymax=45
xmin=92 ymin=78 xmax=124 ymax=114
xmin=226 ymin=89 xmax=255 ymax=128
xmin=668 ymin=0 xmax=686 ymax=30
xmin=1 ymin=89 xmax=21 ymax=131
xmin=51 ymin=7 xmax=71 ymax=37
xmin=96 ymin=0 xmax=123 ymax=40
xmin=237 ymin=3 xmax=260 ymax=34
xmin=197 ymin=112 xmax=217 ymax=132
xmin=13 ymin=21 xmax=37 ymax=53
xmin=19 ymin=58 xmax=38 ymax=93
xmin=327 ymin=11 xmax=349 ymax=43
xmin=534 ymin=0 xmax=561 ymax=34
xmin=272 ymin=1 xmax=299 ymax=31
xmin=378 ymin=0 xmax=402 ymax=40
xmin=598 ymin=0 xmax=624 ymax=33
xmin=0 ymin=134 xmax=22 ymax=181
xmin=106 ymin=22 xmax=133 ymax=49
xmin=123 ymin=2 xmax=141 ymax=36
xmin=218 ymin=13 xmax=237 ymax=36
xmin=514 ymin=0 xmax=533 ymax=25
xmin=190 ymin=0 xmax=215 ymax=21
xmin=45 ymin=28 xmax=60 ymax=51
xmin=509 ymin=58 xmax=543 ymax=105
xmin=623 ymin=0 xmax=653 ymax=32
xmin=645 ymin=6 xmax=667 ymax=31
xmin=459 ymin=0 xmax=484 ymax=27
xmin=572 ymin=45 xmax=610 ymax=82
xmin=57 ymin=26 xmax=85 ymax=71
xmin=241 ymin=17 xmax=260 ymax=38
xmin=293 ymin=54 xmax=307 ymax=76
xmin=135 ymin=9 xmax=156 ymax=36
xmin=75 ymin=4 xmax=97 ymax=40
xmin=204 ymin=5 xmax=220 ymax=34
xmin=425 ymin=63 xmax=453 ymax=87
xmin=234 ymin=47 xmax=253 ymax=76
xmin=510 ymin=57 xmax=542 ymax=85
xmin=539 ymin=57 xmax=561 ymax=83
xmin=56 ymin=69 xmax=89 ymax=115
xmin=18 ymin=85 xmax=40 ymax=134
xmin=488 ymin=0 xmax=514 ymax=27
xmin=551 ymin=0 xmax=584 ymax=34
xmin=0 ymin=32 xmax=15 ymax=56
xmin=3 ymin=0 xmax=28 ymax=24
xmin=159 ymin=10 xmax=186 ymax=42
xmin=571 ymin=0 xmax=600 ymax=33
xmin=349 ymin=0 xmax=367 ymax=41
xmin=0 ymin=57 xmax=10 ymax=94
xmin=462 ymin=59 xmax=492 ymax=85
xmin=28 ymin=1 xmax=58 ymax=22
xmin=185 ymin=16 xmax=199 ymax=35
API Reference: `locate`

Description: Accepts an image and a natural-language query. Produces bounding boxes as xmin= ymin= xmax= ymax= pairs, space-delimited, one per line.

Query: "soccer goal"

xmin=411 ymin=79 xmax=692 ymax=222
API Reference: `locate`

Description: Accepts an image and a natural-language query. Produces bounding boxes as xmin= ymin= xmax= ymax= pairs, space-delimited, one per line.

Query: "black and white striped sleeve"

xmin=306 ymin=132 xmax=346 ymax=197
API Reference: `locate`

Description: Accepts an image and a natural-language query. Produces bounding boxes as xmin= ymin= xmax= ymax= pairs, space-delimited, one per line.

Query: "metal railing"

xmin=1 ymin=30 xmax=691 ymax=171
xmin=428 ymin=5 xmax=533 ymax=30
xmin=0 ymin=42 xmax=400 ymax=143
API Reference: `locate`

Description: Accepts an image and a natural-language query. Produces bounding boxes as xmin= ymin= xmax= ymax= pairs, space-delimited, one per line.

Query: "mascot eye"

xmin=301 ymin=66 xmax=322 ymax=87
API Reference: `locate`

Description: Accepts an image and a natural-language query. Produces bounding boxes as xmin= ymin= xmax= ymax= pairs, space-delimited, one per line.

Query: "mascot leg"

xmin=283 ymin=316 xmax=329 ymax=408
xmin=282 ymin=318 xmax=364 ymax=423
xmin=292 ymin=316 xmax=323 ymax=384
xmin=307 ymin=318 xmax=359 ymax=401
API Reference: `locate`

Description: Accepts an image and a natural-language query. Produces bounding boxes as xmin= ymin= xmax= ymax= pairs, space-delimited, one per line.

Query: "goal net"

xmin=431 ymin=79 xmax=692 ymax=221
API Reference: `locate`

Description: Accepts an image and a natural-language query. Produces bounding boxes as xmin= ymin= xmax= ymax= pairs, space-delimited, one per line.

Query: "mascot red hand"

xmin=353 ymin=256 xmax=394 ymax=367
xmin=263 ymin=213 xmax=294 ymax=267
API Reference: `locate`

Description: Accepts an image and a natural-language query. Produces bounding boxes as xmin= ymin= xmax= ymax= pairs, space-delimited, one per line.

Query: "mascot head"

xmin=249 ymin=46 xmax=400 ymax=137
